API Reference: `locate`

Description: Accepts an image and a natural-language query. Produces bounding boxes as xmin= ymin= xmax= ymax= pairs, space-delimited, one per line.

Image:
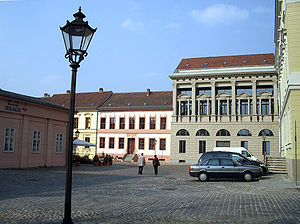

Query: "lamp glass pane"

xmin=69 ymin=25 xmax=84 ymax=51
xmin=62 ymin=30 xmax=71 ymax=51
xmin=82 ymin=28 xmax=94 ymax=51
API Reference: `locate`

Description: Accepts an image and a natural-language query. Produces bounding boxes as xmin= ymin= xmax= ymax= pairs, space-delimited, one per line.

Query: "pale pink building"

xmin=0 ymin=89 xmax=69 ymax=168
xmin=97 ymin=89 xmax=173 ymax=163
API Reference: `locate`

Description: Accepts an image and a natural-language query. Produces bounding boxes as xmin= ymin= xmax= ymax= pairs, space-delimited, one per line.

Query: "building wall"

xmin=276 ymin=0 xmax=300 ymax=185
xmin=0 ymin=97 xmax=68 ymax=168
xmin=170 ymin=65 xmax=279 ymax=164
xmin=74 ymin=110 xmax=98 ymax=159
xmin=97 ymin=110 xmax=172 ymax=162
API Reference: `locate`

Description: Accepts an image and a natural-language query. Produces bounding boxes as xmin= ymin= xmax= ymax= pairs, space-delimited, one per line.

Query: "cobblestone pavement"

xmin=0 ymin=163 xmax=299 ymax=224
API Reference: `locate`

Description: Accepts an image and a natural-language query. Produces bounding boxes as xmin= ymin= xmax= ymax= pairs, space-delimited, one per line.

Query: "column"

xmin=269 ymin=98 xmax=272 ymax=115
xmin=232 ymin=81 xmax=236 ymax=115
xmin=211 ymin=82 xmax=216 ymax=115
xmin=206 ymin=99 xmax=209 ymax=115
xmin=248 ymin=98 xmax=250 ymax=115
xmin=192 ymin=82 xmax=196 ymax=116
xmin=252 ymin=81 xmax=257 ymax=115
xmin=172 ymin=82 xmax=177 ymax=115
xmin=273 ymin=81 xmax=278 ymax=114
xmin=227 ymin=99 xmax=230 ymax=115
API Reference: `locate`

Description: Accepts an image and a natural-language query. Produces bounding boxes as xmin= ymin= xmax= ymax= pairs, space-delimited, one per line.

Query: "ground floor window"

xmin=55 ymin=133 xmax=63 ymax=153
xmin=85 ymin=137 xmax=90 ymax=148
xmin=241 ymin=141 xmax=248 ymax=149
xmin=32 ymin=131 xmax=41 ymax=153
xmin=216 ymin=141 xmax=230 ymax=147
xmin=4 ymin=128 xmax=15 ymax=152
xmin=262 ymin=141 xmax=270 ymax=155
xmin=179 ymin=140 xmax=186 ymax=153
xmin=149 ymin=138 xmax=156 ymax=150
xmin=199 ymin=141 xmax=206 ymax=153
xmin=99 ymin=137 xmax=105 ymax=148
xmin=119 ymin=138 xmax=124 ymax=149
xmin=109 ymin=137 xmax=114 ymax=149
xmin=139 ymin=138 xmax=145 ymax=150
xmin=160 ymin=139 xmax=166 ymax=150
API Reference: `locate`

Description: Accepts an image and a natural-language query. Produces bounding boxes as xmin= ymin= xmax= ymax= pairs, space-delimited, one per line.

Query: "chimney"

xmin=146 ymin=88 xmax=150 ymax=96
xmin=66 ymin=90 xmax=71 ymax=94
xmin=43 ymin=93 xmax=50 ymax=98
xmin=99 ymin=88 xmax=103 ymax=92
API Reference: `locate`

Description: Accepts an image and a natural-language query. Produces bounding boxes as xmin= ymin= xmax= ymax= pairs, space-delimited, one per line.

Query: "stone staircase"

xmin=266 ymin=157 xmax=287 ymax=174
xmin=123 ymin=154 xmax=137 ymax=162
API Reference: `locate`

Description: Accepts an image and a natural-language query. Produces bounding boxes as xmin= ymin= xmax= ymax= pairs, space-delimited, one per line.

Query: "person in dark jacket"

xmin=152 ymin=155 xmax=160 ymax=175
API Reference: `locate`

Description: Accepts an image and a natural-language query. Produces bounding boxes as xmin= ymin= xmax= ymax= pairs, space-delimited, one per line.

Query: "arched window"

xmin=237 ymin=129 xmax=252 ymax=136
xmin=196 ymin=129 xmax=210 ymax=136
xmin=259 ymin=129 xmax=274 ymax=136
xmin=176 ymin=129 xmax=190 ymax=136
xmin=216 ymin=129 xmax=230 ymax=136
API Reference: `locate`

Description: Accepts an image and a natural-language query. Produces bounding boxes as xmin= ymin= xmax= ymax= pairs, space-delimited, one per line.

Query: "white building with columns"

xmin=169 ymin=53 xmax=279 ymax=163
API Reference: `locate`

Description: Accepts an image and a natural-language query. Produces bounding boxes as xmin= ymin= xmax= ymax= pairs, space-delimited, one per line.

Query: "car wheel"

xmin=198 ymin=172 xmax=208 ymax=182
xmin=243 ymin=172 xmax=253 ymax=182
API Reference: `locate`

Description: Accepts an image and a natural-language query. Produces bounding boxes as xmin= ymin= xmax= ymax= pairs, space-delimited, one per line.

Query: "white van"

xmin=213 ymin=147 xmax=258 ymax=161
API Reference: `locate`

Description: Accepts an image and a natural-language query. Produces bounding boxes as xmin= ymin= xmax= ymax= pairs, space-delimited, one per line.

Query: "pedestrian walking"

xmin=138 ymin=153 xmax=146 ymax=175
xmin=152 ymin=155 xmax=160 ymax=175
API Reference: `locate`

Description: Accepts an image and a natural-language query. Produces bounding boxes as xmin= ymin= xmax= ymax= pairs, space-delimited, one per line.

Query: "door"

xmin=127 ymin=138 xmax=135 ymax=154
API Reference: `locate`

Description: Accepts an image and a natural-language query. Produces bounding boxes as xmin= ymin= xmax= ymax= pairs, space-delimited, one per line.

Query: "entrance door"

xmin=127 ymin=138 xmax=135 ymax=154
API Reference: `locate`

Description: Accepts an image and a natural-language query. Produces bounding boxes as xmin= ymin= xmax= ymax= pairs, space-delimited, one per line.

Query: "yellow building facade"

xmin=275 ymin=0 xmax=300 ymax=185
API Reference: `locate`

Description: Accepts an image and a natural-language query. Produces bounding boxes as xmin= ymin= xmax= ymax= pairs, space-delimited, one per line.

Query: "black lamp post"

xmin=60 ymin=7 xmax=96 ymax=224
xmin=74 ymin=129 xmax=80 ymax=139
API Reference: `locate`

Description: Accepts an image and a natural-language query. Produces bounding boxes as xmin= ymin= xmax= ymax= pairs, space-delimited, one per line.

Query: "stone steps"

xmin=266 ymin=157 xmax=287 ymax=174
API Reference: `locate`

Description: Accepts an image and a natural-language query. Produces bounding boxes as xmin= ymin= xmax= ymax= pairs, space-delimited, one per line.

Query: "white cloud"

xmin=166 ymin=23 xmax=181 ymax=29
xmin=189 ymin=4 xmax=249 ymax=26
xmin=121 ymin=18 xmax=144 ymax=30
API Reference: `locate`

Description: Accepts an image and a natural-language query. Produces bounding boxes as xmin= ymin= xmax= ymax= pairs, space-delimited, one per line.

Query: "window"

xmin=100 ymin=118 xmax=106 ymax=129
xmin=259 ymin=129 xmax=274 ymax=136
xmin=160 ymin=139 xmax=166 ymax=150
xmin=55 ymin=133 xmax=63 ymax=153
xmin=139 ymin=117 xmax=145 ymax=129
xmin=236 ymin=86 xmax=252 ymax=95
xmin=160 ymin=117 xmax=166 ymax=130
xmin=109 ymin=138 xmax=114 ymax=149
xmin=85 ymin=137 xmax=90 ymax=148
xmin=32 ymin=131 xmax=41 ymax=153
xmin=262 ymin=141 xmax=270 ymax=155
xmin=237 ymin=129 xmax=252 ymax=136
xmin=261 ymin=99 xmax=269 ymax=115
xmin=220 ymin=100 xmax=227 ymax=115
xmin=85 ymin=117 xmax=91 ymax=129
xmin=216 ymin=129 xmax=230 ymax=136
xmin=176 ymin=129 xmax=190 ymax=136
xmin=99 ymin=137 xmax=105 ymax=148
xmin=74 ymin=118 xmax=78 ymax=129
xmin=197 ymin=87 xmax=211 ymax=96
xmin=180 ymin=101 xmax=191 ymax=115
xmin=119 ymin=118 xmax=125 ymax=129
xmin=196 ymin=129 xmax=210 ymax=136
xmin=199 ymin=100 xmax=208 ymax=115
xmin=208 ymin=159 xmax=219 ymax=166
xmin=4 ymin=128 xmax=14 ymax=152
xmin=139 ymin=138 xmax=145 ymax=150
xmin=240 ymin=100 xmax=248 ymax=115
xmin=150 ymin=117 xmax=156 ymax=129
xmin=257 ymin=85 xmax=273 ymax=95
xmin=110 ymin=118 xmax=115 ymax=129
xmin=216 ymin=87 xmax=231 ymax=95
xmin=220 ymin=159 xmax=234 ymax=166
xmin=129 ymin=117 xmax=135 ymax=129
xmin=149 ymin=138 xmax=156 ymax=150
xmin=241 ymin=141 xmax=248 ymax=149
xmin=178 ymin=88 xmax=192 ymax=97
xmin=216 ymin=141 xmax=230 ymax=147
xmin=199 ymin=141 xmax=206 ymax=153
xmin=179 ymin=140 xmax=186 ymax=153
xmin=119 ymin=138 xmax=124 ymax=149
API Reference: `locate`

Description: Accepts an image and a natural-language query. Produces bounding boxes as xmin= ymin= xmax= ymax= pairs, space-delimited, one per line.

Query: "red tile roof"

xmin=99 ymin=91 xmax=172 ymax=111
xmin=41 ymin=91 xmax=112 ymax=109
xmin=176 ymin=53 xmax=274 ymax=70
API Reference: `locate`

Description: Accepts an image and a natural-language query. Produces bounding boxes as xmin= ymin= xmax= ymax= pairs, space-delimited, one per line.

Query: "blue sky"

xmin=0 ymin=0 xmax=275 ymax=97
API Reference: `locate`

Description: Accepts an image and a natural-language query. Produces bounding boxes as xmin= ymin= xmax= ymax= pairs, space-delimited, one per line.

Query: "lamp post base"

xmin=62 ymin=217 xmax=73 ymax=224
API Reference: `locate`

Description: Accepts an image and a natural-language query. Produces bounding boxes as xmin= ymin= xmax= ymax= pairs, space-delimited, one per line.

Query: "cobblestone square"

xmin=0 ymin=163 xmax=299 ymax=224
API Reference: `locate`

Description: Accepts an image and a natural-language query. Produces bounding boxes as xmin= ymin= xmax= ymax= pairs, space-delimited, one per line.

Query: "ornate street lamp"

xmin=74 ymin=129 xmax=80 ymax=139
xmin=61 ymin=7 xmax=96 ymax=224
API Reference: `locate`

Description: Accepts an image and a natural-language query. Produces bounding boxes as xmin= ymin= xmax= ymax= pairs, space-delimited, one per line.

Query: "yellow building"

xmin=42 ymin=89 xmax=112 ymax=159
xmin=275 ymin=0 xmax=300 ymax=185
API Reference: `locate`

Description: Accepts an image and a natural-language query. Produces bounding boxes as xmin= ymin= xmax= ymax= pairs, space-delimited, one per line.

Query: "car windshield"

xmin=233 ymin=160 xmax=242 ymax=166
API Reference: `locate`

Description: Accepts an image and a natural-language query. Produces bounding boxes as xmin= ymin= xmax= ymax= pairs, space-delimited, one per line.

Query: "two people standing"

xmin=137 ymin=154 xmax=160 ymax=175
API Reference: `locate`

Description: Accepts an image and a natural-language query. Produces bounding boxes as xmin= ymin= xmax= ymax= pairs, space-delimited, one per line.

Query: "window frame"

xmin=99 ymin=137 xmax=105 ymax=148
xmin=32 ymin=130 xmax=41 ymax=153
xmin=118 ymin=137 xmax=124 ymax=149
xmin=150 ymin=117 xmax=156 ymax=129
xmin=109 ymin=137 xmax=115 ymax=149
xmin=138 ymin=138 xmax=145 ymax=150
xmin=199 ymin=140 xmax=206 ymax=154
xmin=159 ymin=138 xmax=166 ymax=150
xmin=73 ymin=118 xmax=78 ymax=129
xmin=3 ymin=128 xmax=15 ymax=152
xmin=129 ymin=117 xmax=135 ymax=129
xmin=160 ymin=117 xmax=166 ymax=130
xmin=110 ymin=117 xmax=115 ymax=129
xmin=85 ymin=117 xmax=91 ymax=129
xmin=139 ymin=117 xmax=145 ymax=129
xmin=55 ymin=133 xmax=63 ymax=153
xmin=179 ymin=140 xmax=186 ymax=153
xmin=119 ymin=117 xmax=125 ymax=129
xmin=100 ymin=118 xmax=106 ymax=129
xmin=149 ymin=138 xmax=156 ymax=150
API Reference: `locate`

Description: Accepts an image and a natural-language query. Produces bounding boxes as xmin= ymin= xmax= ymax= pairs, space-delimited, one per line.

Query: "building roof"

xmin=0 ymin=89 xmax=68 ymax=111
xmin=99 ymin=90 xmax=172 ymax=111
xmin=176 ymin=53 xmax=274 ymax=70
xmin=41 ymin=91 xmax=113 ymax=109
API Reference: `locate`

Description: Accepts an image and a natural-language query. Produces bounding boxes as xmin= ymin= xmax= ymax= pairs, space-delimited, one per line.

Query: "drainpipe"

xmin=295 ymin=121 xmax=298 ymax=186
